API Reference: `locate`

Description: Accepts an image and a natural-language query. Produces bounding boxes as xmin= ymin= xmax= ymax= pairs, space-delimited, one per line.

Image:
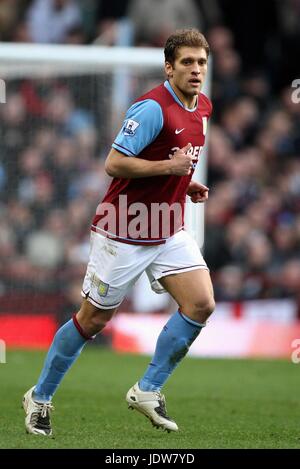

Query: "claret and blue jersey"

xmin=112 ymin=80 xmax=210 ymax=159
xmin=92 ymin=80 xmax=212 ymax=244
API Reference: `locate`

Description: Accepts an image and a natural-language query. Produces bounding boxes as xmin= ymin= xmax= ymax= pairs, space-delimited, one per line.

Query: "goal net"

xmin=0 ymin=43 xmax=210 ymax=315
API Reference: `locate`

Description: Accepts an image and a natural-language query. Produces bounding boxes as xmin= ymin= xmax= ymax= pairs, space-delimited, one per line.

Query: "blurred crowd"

xmin=0 ymin=0 xmax=300 ymax=312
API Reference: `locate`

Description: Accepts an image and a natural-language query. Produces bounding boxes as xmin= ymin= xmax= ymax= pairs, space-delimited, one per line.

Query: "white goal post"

xmin=0 ymin=42 xmax=211 ymax=248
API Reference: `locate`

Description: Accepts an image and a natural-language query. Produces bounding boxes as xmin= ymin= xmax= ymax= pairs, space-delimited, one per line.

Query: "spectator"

xmin=127 ymin=0 xmax=202 ymax=46
xmin=26 ymin=0 xmax=82 ymax=44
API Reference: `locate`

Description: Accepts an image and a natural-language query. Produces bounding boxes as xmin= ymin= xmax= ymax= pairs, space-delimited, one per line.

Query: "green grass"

xmin=0 ymin=347 xmax=299 ymax=449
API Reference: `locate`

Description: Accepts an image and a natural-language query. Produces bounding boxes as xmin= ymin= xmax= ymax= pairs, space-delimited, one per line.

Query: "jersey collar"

xmin=164 ymin=80 xmax=198 ymax=112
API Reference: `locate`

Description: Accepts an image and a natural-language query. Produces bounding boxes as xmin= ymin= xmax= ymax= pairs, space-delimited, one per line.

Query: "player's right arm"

xmin=105 ymin=144 xmax=193 ymax=178
xmin=105 ymin=99 xmax=193 ymax=179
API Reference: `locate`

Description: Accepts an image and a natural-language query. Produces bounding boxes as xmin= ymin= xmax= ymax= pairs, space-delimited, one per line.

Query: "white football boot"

xmin=23 ymin=386 xmax=54 ymax=436
xmin=126 ymin=382 xmax=178 ymax=432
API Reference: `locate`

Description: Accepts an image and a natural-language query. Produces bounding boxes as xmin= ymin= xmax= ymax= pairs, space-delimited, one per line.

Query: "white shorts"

xmin=81 ymin=230 xmax=208 ymax=309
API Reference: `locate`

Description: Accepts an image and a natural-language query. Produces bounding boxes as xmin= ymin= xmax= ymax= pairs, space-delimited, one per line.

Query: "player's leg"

xmin=33 ymin=300 xmax=117 ymax=402
xmin=24 ymin=232 xmax=159 ymax=435
xmin=159 ymin=268 xmax=215 ymax=323
xmin=23 ymin=231 xmax=122 ymax=436
xmin=138 ymin=269 xmax=214 ymax=393
xmin=126 ymin=231 xmax=215 ymax=432
xmin=127 ymin=269 xmax=214 ymax=432
xmin=23 ymin=300 xmax=117 ymax=436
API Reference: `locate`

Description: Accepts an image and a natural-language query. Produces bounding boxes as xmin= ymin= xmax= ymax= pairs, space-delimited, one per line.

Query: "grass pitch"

xmin=0 ymin=347 xmax=299 ymax=449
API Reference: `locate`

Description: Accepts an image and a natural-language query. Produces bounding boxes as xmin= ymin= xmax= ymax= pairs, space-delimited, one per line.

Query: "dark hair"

xmin=164 ymin=29 xmax=210 ymax=65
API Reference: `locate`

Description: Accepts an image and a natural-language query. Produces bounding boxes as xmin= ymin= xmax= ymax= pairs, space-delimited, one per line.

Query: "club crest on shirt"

xmin=123 ymin=119 xmax=140 ymax=136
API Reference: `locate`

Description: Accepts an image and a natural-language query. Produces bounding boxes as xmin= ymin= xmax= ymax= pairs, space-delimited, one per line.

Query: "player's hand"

xmin=170 ymin=143 xmax=193 ymax=176
xmin=187 ymin=180 xmax=209 ymax=203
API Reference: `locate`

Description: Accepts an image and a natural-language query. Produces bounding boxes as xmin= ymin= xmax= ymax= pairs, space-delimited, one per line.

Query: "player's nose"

xmin=191 ymin=66 xmax=200 ymax=75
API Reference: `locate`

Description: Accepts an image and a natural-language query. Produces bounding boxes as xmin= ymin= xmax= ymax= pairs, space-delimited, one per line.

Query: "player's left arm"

xmin=187 ymin=180 xmax=209 ymax=203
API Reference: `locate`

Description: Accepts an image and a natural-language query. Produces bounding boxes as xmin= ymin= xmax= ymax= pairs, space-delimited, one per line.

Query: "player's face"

xmin=165 ymin=47 xmax=208 ymax=107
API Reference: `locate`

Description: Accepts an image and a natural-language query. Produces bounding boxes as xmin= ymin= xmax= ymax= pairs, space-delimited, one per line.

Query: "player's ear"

xmin=165 ymin=61 xmax=173 ymax=79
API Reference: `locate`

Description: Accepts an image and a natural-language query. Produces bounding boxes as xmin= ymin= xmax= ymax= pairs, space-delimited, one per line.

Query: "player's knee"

xmin=88 ymin=311 xmax=113 ymax=333
xmin=195 ymin=297 xmax=215 ymax=321
xmin=182 ymin=297 xmax=215 ymax=323
xmin=76 ymin=303 xmax=114 ymax=336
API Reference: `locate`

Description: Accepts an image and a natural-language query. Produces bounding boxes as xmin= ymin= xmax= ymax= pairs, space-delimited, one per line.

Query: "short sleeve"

xmin=112 ymin=99 xmax=163 ymax=156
